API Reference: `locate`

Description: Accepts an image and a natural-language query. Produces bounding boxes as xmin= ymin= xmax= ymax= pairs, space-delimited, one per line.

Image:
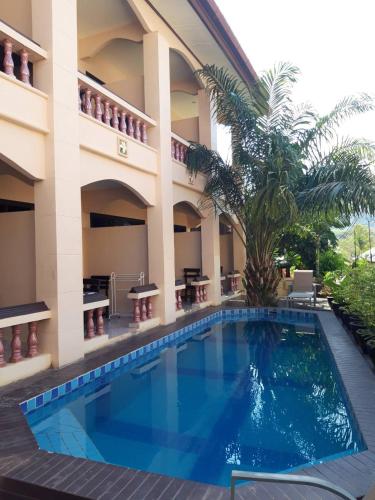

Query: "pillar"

xmin=31 ymin=0 xmax=84 ymax=367
xmin=198 ymin=90 xmax=221 ymax=304
xmin=233 ymin=224 xmax=246 ymax=277
xmin=201 ymin=212 xmax=221 ymax=305
xmin=143 ymin=32 xmax=176 ymax=325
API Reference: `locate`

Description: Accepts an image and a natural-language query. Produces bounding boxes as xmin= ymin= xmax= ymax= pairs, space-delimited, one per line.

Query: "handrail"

xmin=0 ymin=20 xmax=47 ymax=62
xmin=230 ymin=471 xmax=356 ymax=500
xmin=171 ymin=133 xmax=189 ymax=164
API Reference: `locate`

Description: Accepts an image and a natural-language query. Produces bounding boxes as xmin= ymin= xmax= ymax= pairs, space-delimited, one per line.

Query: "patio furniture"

xmin=183 ymin=268 xmax=201 ymax=303
xmin=287 ymin=270 xmax=316 ymax=307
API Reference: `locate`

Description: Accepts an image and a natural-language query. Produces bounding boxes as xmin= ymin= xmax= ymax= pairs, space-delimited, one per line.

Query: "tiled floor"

xmin=1 ymin=306 xmax=375 ymax=499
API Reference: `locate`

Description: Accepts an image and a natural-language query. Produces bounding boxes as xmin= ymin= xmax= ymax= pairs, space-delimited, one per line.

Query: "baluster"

xmin=140 ymin=122 xmax=147 ymax=144
xmin=134 ymin=119 xmax=141 ymax=141
xmin=112 ymin=105 xmax=119 ymax=129
xmin=19 ymin=49 xmax=30 ymax=85
xmin=177 ymin=290 xmax=182 ymax=310
xmin=94 ymin=94 xmax=103 ymax=121
xmin=96 ymin=307 xmax=104 ymax=335
xmin=78 ymin=84 xmax=82 ymax=111
xmin=175 ymin=291 xmax=178 ymax=311
xmin=27 ymin=321 xmax=38 ymax=357
xmin=182 ymin=146 xmax=188 ymax=163
xmin=147 ymin=297 xmax=153 ymax=319
xmin=86 ymin=309 xmax=95 ymax=339
xmin=133 ymin=299 xmax=140 ymax=323
xmin=141 ymin=298 xmax=147 ymax=321
xmin=221 ymin=280 xmax=224 ymax=296
xmin=175 ymin=143 xmax=180 ymax=161
xmin=9 ymin=325 xmax=22 ymax=363
xmin=203 ymin=285 xmax=208 ymax=302
xmin=84 ymin=89 xmax=93 ymax=116
xmin=3 ymin=39 xmax=15 ymax=78
xmin=103 ymin=100 xmax=111 ymax=125
xmin=120 ymin=110 xmax=127 ymax=133
xmin=127 ymin=114 xmax=134 ymax=137
xmin=171 ymin=140 xmax=176 ymax=159
xmin=0 ymin=329 xmax=5 ymax=367
xmin=194 ymin=286 xmax=200 ymax=304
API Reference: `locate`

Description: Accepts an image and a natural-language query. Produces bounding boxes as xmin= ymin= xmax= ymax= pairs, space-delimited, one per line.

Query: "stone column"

xmin=143 ymin=32 xmax=176 ymax=325
xmin=31 ymin=0 xmax=84 ymax=367
xmin=198 ymin=89 xmax=221 ymax=305
xmin=201 ymin=212 xmax=221 ymax=305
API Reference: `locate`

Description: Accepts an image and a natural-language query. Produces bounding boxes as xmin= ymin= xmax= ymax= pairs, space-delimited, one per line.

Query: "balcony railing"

xmin=171 ymin=133 xmax=189 ymax=164
xmin=78 ymin=73 xmax=156 ymax=145
xmin=0 ymin=19 xmax=47 ymax=88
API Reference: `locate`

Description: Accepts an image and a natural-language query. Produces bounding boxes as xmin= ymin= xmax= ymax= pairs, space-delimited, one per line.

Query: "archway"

xmin=81 ymin=180 xmax=149 ymax=332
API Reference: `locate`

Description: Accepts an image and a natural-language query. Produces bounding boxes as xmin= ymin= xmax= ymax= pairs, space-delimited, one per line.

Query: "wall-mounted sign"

xmin=118 ymin=137 xmax=128 ymax=157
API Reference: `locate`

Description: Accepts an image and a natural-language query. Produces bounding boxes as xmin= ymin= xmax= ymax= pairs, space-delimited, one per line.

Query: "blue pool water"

xmin=25 ymin=312 xmax=365 ymax=486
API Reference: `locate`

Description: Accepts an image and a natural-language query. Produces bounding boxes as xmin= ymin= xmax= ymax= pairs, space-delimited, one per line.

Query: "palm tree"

xmin=186 ymin=63 xmax=375 ymax=306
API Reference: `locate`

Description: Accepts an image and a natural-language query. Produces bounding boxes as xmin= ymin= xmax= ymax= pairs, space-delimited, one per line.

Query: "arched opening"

xmin=77 ymin=0 xmax=146 ymax=111
xmin=81 ymin=180 xmax=149 ymax=334
xmin=173 ymin=201 xmax=202 ymax=310
xmin=170 ymin=49 xmax=201 ymax=142
xmin=0 ymin=157 xmax=38 ymax=363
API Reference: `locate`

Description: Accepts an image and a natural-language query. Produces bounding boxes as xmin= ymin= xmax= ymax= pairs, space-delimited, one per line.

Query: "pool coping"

xmin=1 ymin=306 xmax=375 ymax=499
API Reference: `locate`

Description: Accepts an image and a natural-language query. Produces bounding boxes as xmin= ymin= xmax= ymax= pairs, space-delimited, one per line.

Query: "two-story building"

xmin=0 ymin=0 xmax=257 ymax=385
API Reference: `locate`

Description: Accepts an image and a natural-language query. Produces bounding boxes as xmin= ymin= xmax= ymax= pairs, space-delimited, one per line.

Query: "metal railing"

xmin=230 ymin=471 xmax=356 ymax=500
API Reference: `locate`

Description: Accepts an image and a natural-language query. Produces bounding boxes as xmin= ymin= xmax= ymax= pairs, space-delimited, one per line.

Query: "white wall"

xmin=0 ymin=211 xmax=35 ymax=307
xmin=174 ymin=231 xmax=202 ymax=279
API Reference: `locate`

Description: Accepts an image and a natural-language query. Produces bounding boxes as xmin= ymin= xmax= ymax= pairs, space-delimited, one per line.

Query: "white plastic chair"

xmin=287 ymin=270 xmax=316 ymax=307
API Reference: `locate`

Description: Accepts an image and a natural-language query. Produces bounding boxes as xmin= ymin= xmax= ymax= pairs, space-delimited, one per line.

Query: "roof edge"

xmin=188 ymin=0 xmax=258 ymax=86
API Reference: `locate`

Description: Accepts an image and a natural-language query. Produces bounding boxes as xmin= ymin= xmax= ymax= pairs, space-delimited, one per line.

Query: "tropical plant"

xmin=186 ymin=63 xmax=375 ymax=305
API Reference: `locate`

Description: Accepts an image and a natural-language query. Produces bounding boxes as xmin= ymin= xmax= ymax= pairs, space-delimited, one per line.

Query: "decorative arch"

xmin=81 ymin=177 xmax=153 ymax=207
xmin=0 ymin=153 xmax=41 ymax=182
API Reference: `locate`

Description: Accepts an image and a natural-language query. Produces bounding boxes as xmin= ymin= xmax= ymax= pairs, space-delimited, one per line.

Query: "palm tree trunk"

xmin=244 ymin=233 xmax=280 ymax=306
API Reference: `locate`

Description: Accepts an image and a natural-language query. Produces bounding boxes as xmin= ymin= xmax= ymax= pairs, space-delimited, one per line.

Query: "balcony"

xmin=78 ymin=73 xmax=158 ymax=187
xmin=171 ymin=132 xmax=206 ymax=192
xmin=0 ymin=21 xmax=48 ymax=179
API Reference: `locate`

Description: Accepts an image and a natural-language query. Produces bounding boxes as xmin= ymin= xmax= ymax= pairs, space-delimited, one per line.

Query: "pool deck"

xmin=1 ymin=306 xmax=375 ymax=499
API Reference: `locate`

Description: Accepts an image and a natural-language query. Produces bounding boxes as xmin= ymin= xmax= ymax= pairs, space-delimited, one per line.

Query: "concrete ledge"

xmin=0 ymin=354 xmax=51 ymax=387
xmin=175 ymin=308 xmax=186 ymax=318
xmin=82 ymin=299 xmax=109 ymax=312
xmin=83 ymin=334 xmax=109 ymax=354
xmin=192 ymin=301 xmax=212 ymax=310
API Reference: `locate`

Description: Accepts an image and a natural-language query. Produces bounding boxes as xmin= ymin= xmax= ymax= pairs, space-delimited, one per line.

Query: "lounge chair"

xmin=230 ymin=470 xmax=375 ymax=499
xmin=287 ymin=270 xmax=316 ymax=307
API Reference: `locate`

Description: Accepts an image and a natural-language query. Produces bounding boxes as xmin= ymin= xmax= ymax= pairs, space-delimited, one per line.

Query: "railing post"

xmin=171 ymin=139 xmax=176 ymax=159
xmin=19 ymin=49 xmax=30 ymax=85
xmin=103 ymin=100 xmax=111 ymax=125
xmin=0 ymin=329 xmax=5 ymax=367
xmin=133 ymin=299 xmax=140 ymax=323
xmin=86 ymin=309 xmax=95 ymax=338
xmin=84 ymin=89 xmax=93 ymax=116
xmin=3 ymin=39 xmax=15 ymax=78
xmin=96 ymin=307 xmax=104 ymax=335
xmin=94 ymin=94 xmax=103 ymax=121
xmin=9 ymin=325 xmax=23 ymax=363
xmin=202 ymin=285 xmax=208 ymax=302
xmin=141 ymin=298 xmax=147 ymax=321
xmin=120 ymin=111 xmax=127 ymax=133
xmin=112 ymin=105 xmax=119 ymax=129
xmin=127 ymin=114 xmax=134 ymax=137
xmin=141 ymin=122 xmax=147 ymax=144
xmin=194 ymin=286 xmax=200 ymax=304
xmin=134 ymin=119 xmax=141 ymax=141
xmin=78 ymin=84 xmax=82 ymax=111
xmin=146 ymin=297 xmax=153 ymax=319
xmin=26 ymin=321 xmax=39 ymax=357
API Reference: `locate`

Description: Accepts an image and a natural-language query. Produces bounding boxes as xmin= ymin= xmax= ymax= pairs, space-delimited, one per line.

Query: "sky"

xmin=215 ymin=0 xmax=375 ymax=154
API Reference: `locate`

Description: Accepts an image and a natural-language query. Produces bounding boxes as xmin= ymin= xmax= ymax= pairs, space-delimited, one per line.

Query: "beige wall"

xmin=0 ymin=211 xmax=35 ymax=307
xmin=0 ymin=173 xmax=34 ymax=202
xmin=174 ymin=231 xmax=201 ymax=279
xmin=171 ymin=117 xmax=199 ymax=142
xmin=220 ymin=233 xmax=234 ymax=274
xmin=0 ymin=0 xmax=32 ymax=38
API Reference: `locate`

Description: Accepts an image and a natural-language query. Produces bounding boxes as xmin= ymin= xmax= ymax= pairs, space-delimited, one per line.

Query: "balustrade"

xmin=128 ymin=285 xmax=159 ymax=327
xmin=2 ymin=38 xmax=31 ymax=85
xmin=228 ymin=272 xmax=241 ymax=294
xmin=171 ymin=135 xmax=189 ymax=164
xmin=175 ymin=282 xmax=186 ymax=312
xmin=191 ymin=278 xmax=210 ymax=306
xmin=0 ymin=302 xmax=51 ymax=368
xmin=83 ymin=293 xmax=109 ymax=340
xmin=78 ymin=75 xmax=153 ymax=145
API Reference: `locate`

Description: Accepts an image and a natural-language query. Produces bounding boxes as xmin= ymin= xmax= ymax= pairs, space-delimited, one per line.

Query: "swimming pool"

xmin=23 ymin=309 xmax=365 ymax=487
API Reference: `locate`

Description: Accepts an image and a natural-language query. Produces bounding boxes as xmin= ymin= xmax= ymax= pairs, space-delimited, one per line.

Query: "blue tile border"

xmin=20 ymin=307 xmax=317 ymax=415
